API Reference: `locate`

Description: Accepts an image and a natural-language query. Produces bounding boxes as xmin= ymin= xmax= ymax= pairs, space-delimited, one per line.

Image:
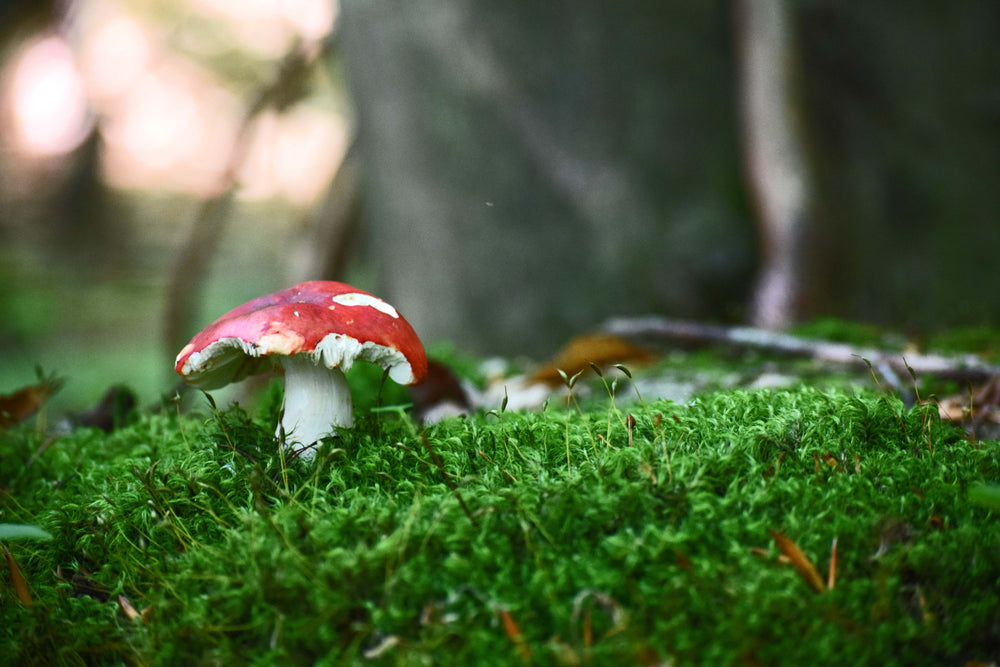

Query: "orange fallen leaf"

xmin=499 ymin=609 xmax=531 ymax=662
xmin=3 ymin=544 xmax=32 ymax=605
xmin=827 ymin=537 xmax=838 ymax=590
xmin=0 ymin=369 xmax=63 ymax=429
xmin=770 ymin=530 xmax=826 ymax=594
xmin=583 ymin=607 xmax=593 ymax=648
xmin=530 ymin=334 xmax=656 ymax=386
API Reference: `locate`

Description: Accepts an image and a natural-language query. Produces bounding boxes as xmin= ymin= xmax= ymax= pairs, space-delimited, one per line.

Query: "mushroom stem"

xmin=278 ymin=354 xmax=353 ymax=461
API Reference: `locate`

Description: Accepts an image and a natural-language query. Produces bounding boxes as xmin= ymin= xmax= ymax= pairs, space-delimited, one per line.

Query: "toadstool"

xmin=174 ymin=281 xmax=427 ymax=461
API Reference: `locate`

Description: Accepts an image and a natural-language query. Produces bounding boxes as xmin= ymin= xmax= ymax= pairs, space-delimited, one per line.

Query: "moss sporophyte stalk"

xmin=2 ymin=383 xmax=1000 ymax=664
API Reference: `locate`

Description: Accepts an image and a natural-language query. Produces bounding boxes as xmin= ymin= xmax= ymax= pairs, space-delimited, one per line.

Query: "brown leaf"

xmin=935 ymin=374 xmax=1000 ymax=425
xmin=0 ymin=370 xmax=64 ymax=429
xmin=499 ymin=609 xmax=531 ymax=662
xmin=770 ymin=530 xmax=826 ymax=593
xmin=827 ymin=537 xmax=838 ymax=591
xmin=530 ymin=334 xmax=656 ymax=386
xmin=3 ymin=544 xmax=32 ymax=605
xmin=72 ymin=385 xmax=136 ymax=432
xmin=409 ymin=360 xmax=472 ymax=424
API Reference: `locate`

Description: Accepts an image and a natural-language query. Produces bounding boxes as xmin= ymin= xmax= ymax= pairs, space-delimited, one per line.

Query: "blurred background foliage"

xmin=1 ymin=0 xmax=999 ymax=412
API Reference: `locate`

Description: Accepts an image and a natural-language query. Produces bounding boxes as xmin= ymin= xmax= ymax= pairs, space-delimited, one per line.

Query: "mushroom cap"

xmin=175 ymin=281 xmax=427 ymax=390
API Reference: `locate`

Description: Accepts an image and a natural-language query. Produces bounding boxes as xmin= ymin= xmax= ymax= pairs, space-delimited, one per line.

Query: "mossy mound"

xmin=2 ymin=386 xmax=999 ymax=664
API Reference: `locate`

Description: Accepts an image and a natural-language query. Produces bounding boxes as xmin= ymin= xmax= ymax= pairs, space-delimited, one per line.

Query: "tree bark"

xmin=735 ymin=0 xmax=812 ymax=329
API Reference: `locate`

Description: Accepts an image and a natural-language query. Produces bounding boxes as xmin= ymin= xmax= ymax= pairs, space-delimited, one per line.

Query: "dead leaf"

xmin=55 ymin=566 xmax=110 ymax=602
xmin=827 ymin=537 xmax=838 ymax=590
xmin=935 ymin=374 xmax=1000 ymax=428
xmin=3 ymin=544 xmax=32 ymax=605
xmin=0 ymin=369 xmax=64 ymax=429
xmin=409 ymin=360 xmax=472 ymax=424
xmin=499 ymin=609 xmax=531 ymax=662
xmin=118 ymin=594 xmax=141 ymax=621
xmin=530 ymin=334 xmax=657 ymax=386
xmin=770 ymin=530 xmax=826 ymax=593
xmin=72 ymin=385 xmax=136 ymax=432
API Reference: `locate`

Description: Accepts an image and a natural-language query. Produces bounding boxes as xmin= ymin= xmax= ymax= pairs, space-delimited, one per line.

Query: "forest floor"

xmin=2 ymin=320 xmax=1000 ymax=665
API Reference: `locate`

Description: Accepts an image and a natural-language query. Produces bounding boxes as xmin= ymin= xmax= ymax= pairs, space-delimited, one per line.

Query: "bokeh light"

xmin=1 ymin=0 xmax=342 ymax=204
xmin=5 ymin=35 xmax=91 ymax=157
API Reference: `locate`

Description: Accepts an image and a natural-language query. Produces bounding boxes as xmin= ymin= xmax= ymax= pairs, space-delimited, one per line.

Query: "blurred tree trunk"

xmin=339 ymin=0 xmax=755 ymax=356
xmin=734 ymin=0 xmax=812 ymax=330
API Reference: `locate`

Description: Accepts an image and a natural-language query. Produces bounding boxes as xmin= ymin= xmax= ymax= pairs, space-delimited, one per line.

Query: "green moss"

xmin=926 ymin=325 xmax=1000 ymax=360
xmin=2 ymin=385 xmax=999 ymax=664
xmin=791 ymin=317 xmax=897 ymax=348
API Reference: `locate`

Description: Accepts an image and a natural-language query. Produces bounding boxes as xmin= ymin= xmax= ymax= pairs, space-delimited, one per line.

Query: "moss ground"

xmin=2 ymin=372 xmax=1000 ymax=665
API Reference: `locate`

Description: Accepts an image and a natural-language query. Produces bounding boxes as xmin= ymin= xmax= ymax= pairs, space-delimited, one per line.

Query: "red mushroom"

xmin=175 ymin=281 xmax=427 ymax=461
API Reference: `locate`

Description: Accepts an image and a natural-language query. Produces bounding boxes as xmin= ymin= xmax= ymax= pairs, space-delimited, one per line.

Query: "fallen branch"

xmin=602 ymin=316 xmax=1000 ymax=384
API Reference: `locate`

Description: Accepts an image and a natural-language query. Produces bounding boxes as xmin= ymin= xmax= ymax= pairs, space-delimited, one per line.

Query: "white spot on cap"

xmin=331 ymin=293 xmax=399 ymax=318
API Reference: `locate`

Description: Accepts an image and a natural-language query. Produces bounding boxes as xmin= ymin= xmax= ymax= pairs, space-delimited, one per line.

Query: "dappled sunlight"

xmin=76 ymin=14 xmax=152 ymax=105
xmin=3 ymin=35 xmax=91 ymax=157
xmin=189 ymin=0 xmax=336 ymax=55
xmin=238 ymin=105 xmax=349 ymax=204
xmin=99 ymin=59 xmax=240 ymax=194
xmin=1 ymin=0 xmax=343 ymax=204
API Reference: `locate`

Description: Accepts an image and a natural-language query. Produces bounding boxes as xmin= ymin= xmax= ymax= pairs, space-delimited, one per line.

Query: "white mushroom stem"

xmin=278 ymin=354 xmax=353 ymax=461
